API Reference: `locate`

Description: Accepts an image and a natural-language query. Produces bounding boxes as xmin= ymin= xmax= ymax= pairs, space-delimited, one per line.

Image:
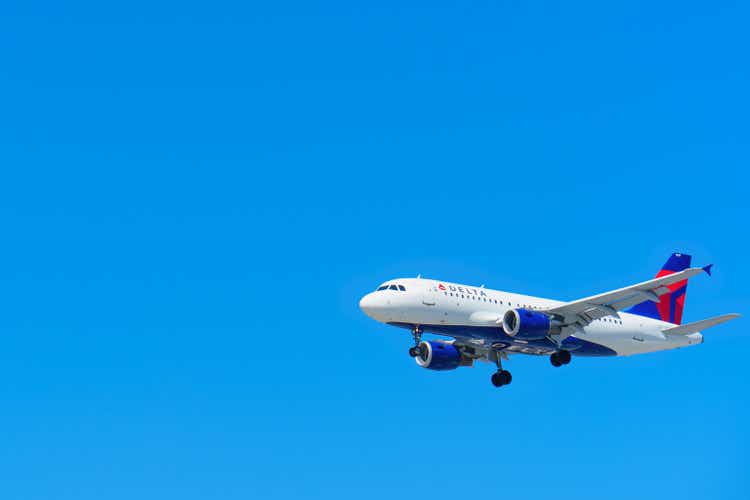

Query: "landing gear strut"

xmin=491 ymin=353 xmax=512 ymax=387
xmin=408 ymin=326 xmax=423 ymax=358
xmin=550 ymin=350 xmax=572 ymax=367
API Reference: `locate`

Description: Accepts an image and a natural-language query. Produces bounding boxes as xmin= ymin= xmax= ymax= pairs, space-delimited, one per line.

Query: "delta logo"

xmin=438 ymin=282 xmax=487 ymax=296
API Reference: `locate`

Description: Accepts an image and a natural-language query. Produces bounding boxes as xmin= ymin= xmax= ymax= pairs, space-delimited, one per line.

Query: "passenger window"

xmin=398 ymin=285 xmax=406 ymax=291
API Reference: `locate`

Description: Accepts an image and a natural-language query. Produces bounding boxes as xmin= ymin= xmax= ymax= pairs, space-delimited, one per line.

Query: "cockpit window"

xmin=376 ymin=283 xmax=407 ymax=291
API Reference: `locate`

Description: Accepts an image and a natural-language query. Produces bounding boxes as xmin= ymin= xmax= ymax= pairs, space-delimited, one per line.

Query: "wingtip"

xmin=702 ymin=264 xmax=713 ymax=276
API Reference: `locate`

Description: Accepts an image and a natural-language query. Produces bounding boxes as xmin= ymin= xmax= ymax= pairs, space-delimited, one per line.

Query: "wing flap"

xmin=662 ymin=313 xmax=740 ymax=335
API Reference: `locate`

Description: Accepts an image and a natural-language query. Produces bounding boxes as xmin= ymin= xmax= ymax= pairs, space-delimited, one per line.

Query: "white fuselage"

xmin=359 ymin=278 xmax=703 ymax=357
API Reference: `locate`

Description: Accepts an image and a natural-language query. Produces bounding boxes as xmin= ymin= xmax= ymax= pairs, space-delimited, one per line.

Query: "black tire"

xmin=550 ymin=353 xmax=562 ymax=367
xmin=408 ymin=347 xmax=418 ymax=357
xmin=500 ymin=370 xmax=512 ymax=385
xmin=559 ymin=350 xmax=571 ymax=365
xmin=491 ymin=372 xmax=504 ymax=387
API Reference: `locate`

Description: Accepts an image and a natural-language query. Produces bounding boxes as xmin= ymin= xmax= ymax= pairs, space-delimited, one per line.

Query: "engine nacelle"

xmin=502 ymin=308 xmax=552 ymax=340
xmin=415 ymin=341 xmax=471 ymax=371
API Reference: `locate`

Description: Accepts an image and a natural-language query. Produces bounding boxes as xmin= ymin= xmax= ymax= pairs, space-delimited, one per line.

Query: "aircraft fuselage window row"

xmin=440 ymin=289 xmax=623 ymax=325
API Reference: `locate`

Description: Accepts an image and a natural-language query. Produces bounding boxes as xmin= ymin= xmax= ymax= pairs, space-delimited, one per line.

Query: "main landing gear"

xmin=491 ymin=354 xmax=512 ymax=388
xmin=408 ymin=326 xmax=423 ymax=358
xmin=491 ymin=370 xmax=512 ymax=387
xmin=550 ymin=350 xmax=571 ymax=367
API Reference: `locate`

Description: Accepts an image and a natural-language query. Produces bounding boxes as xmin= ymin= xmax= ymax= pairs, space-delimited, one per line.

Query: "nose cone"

xmin=359 ymin=292 xmax=387 ymax=321
xmin=359 ymin=292 xmax=377 ymax=316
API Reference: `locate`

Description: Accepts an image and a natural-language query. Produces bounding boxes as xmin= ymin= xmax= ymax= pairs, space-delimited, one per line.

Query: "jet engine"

xmin=502 ymin=308 xmax=554 ymax=340
xmin=415 ymin=340 xmax=472 ymax=371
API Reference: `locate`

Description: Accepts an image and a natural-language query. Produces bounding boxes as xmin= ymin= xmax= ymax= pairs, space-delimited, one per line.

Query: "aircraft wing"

xmin=543 ymin=265 xmax=712 ymax=327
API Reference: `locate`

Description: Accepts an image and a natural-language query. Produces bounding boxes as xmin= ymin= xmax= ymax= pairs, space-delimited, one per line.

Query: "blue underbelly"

xmin=388 ymin=322 xmax=616 ymax=357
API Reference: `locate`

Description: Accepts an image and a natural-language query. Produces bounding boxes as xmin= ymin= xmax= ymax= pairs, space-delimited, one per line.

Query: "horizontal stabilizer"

xmin=662 ymin=313 xmax=740 ymax=335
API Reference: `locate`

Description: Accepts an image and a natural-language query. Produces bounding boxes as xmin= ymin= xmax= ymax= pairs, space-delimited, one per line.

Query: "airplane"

xmin=358 ymin=253 xmax=740 ymax=388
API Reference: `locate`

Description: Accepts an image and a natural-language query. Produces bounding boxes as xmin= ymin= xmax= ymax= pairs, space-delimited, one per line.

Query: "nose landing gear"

xmin=408 ymin=326 xmax=423 ymax=358
xmin=550 ymin=350 xmax=572 ymax=367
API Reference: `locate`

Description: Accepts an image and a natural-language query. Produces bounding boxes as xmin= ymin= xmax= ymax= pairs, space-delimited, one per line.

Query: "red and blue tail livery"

xmin=627 ymin=252 xmax=692 ymax=324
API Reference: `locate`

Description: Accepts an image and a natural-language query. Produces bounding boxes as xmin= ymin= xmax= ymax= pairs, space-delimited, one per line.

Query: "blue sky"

xmin=1 ymin=1 xmax=748 ymax=498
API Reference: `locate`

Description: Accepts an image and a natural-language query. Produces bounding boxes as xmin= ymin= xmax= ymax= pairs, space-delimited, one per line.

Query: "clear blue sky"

xmin=1 ymin=1 xmax=748 ymax=499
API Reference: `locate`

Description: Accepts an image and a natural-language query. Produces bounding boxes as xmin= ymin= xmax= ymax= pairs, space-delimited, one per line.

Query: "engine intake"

xmin=415 ymin=341 xmax=471 ymax=371
xmin=502 ymin=308 xmax=553 ymax=340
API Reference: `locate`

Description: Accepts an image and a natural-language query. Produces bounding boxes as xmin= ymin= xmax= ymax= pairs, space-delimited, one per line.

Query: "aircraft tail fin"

xmin=627 ymin=253 xmax=692 ymax=324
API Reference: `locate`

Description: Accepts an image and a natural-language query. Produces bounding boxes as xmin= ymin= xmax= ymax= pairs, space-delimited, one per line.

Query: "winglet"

xmin=703 ymin=264 xmax=713 ymax=276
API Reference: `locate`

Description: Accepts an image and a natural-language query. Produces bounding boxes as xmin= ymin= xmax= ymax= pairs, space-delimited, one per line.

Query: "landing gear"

xmin=408 ymin=326 xmax=423 ymax=358
xmin=491 ymin=353 xmax=513 ymax=387
xmin=491 ymin=370 xmax=513 ymax=387
xmin=550 ymin=350 xmax=572 ymax=367
xmin=559 ymin=350 xmax=571 ymax=364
